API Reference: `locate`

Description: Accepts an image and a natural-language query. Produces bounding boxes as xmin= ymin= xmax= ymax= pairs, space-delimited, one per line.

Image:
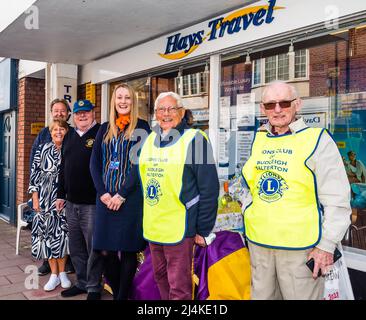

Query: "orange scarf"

xmin=115 ymin=115 xmax=130 ymax=131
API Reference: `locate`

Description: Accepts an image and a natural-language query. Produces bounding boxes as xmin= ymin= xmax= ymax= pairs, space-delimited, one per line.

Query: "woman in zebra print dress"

xmin=28 ymin=119 xmax=71 ymax=291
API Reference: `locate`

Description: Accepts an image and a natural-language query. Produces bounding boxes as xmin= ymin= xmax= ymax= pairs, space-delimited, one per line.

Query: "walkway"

xmin=0 ymin=220 xmax=111 ymax=300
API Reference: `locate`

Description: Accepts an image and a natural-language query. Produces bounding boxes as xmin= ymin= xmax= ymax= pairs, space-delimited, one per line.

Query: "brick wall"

xmin=16 ymin=77 xmax=45 ymax=205
xmin=310 ymin=28 xmax=366 ymax=96
xmin=77 ymin=83 xmax=101 ymax=123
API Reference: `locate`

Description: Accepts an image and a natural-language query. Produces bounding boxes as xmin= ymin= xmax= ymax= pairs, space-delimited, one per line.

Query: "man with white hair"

xmin=120 ymin=91 xmax=219 ymax=300
xmin=241 ymin=81 xmax=351 ymax=299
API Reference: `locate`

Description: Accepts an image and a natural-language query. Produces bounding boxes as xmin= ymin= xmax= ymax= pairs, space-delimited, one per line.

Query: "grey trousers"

xmin=65 ymin=202 xmax=103 ymax=292
xmin=248 ymin=242 xmax=325 ymax=300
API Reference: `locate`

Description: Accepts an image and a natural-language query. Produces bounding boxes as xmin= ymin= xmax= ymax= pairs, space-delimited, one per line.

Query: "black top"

xmin=57 ymin=123 xmax=101 ymax=204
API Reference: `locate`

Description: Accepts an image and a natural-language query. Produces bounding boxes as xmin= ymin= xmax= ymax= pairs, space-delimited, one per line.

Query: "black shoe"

xmin=37 ymin=260 xmax=51 ymax=276
xmin=61 ymin=285 xmax=87 ymax=298
xmin=65 ymin=260 xmax=75 ymax=274
xmin=86 ymin=292 xmax=101 ymax=300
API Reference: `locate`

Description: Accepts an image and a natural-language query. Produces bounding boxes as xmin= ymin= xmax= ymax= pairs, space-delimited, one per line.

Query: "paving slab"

xmin=0 ymin=266 xmax=24 ymax=277
xmin=0 ymin=293 xmax=27 ymax=300
xmin=0 ymin=276 xmax=11 ymax=286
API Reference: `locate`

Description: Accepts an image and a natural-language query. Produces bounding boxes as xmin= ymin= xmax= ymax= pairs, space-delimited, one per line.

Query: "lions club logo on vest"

xmin=145 ymin=178 xmax=162 ymax=206
xmin=258 ymin=171 xmax=288 ymax=203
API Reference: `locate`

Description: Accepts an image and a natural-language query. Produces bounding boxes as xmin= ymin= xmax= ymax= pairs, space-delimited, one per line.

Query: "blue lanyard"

xmin=112 ymin=137 xmax=119 ymax=161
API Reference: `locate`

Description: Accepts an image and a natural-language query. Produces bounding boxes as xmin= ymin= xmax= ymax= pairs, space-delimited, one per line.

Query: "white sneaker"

xmin=44 ymin=274 xmax=60 ymax=291
xmin=59 ymin=271 xmax=71 ymax=289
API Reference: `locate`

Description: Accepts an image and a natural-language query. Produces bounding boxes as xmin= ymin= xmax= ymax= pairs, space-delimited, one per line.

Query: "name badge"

xmin=109 ymin=161 xmax=120 ymax=170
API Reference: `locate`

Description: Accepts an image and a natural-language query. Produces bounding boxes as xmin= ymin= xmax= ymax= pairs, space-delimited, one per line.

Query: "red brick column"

xmin=16 ymin=77 xmax=45 ymax=205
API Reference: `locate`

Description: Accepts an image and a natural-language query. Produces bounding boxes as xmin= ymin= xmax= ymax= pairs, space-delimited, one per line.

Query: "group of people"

xmin=28 ymin=80 xmax=351 ymax=300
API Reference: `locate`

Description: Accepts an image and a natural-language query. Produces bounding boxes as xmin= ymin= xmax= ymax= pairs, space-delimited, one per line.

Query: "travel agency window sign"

xmin=155 ymin=0 xmax=365 ymax=62
xmin=158 ymin=0 xmax=284 ymax=61
xmin=85 ymin=0 xmax=365 ymax=84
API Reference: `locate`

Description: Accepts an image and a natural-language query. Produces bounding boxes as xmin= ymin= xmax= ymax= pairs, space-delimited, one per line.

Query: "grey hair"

xmin=262 ymin=80 xmax=299 ymax=101
xmin=154 ymin=91 xmax=183 ymax=110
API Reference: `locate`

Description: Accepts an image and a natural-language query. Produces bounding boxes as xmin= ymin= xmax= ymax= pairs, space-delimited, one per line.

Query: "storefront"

xmin=78 ymin=0 xmax=366 ymax=298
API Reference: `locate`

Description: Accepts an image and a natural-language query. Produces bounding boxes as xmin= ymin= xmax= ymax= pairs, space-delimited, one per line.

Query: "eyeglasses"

xmin=155 ymin=106 xmax=182 ymax=114
xmin=262 ymin=98 xmax=297 ymax=110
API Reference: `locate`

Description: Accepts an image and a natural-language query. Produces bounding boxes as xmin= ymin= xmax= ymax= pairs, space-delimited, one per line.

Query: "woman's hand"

xmin=107 ymin=194 xmax=125 ymax=211
xmin=32 ymin=193 xmax=41 ymax=212
xmin=100 ymin=193 xmax=112 ymax=207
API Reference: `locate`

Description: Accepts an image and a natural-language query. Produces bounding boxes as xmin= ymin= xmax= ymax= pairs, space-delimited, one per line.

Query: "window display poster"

xmin=218 ymin=131 xmax=230 ymax=163
xmin=191 ymin=108 xmax=209 ymax=121
xmin=219 ymin=96 xmax=230 ymax=129
xmin=333 ymin=107 xmax=366 ymax=254
xmin=258 ymin=113 xmax=326 ymax=129
xmin=236 ymin=131 xmax=255 ymax=169
xmin=236 ymin=93 xmax=255 ymax=127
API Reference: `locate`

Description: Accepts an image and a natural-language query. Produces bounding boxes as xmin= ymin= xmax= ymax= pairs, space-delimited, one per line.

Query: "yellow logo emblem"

xmin=85 ymin=138 xmax=95 ymax=148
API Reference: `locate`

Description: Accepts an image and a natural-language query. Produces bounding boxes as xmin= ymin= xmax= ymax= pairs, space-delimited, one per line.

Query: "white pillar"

xmin=45 ymin=63 xmax=78 ymax=125
xmin=101 ymin=82 xmax=109 ymax=123
xmin=208 ymin=54 xmax=221 ymax=164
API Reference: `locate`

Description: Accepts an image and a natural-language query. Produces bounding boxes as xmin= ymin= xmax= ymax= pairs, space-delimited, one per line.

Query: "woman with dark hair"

xmin=90 ymin=83 xmax=150 ymax=300
xmin=29 ymin=119 xmax=71 ymax=291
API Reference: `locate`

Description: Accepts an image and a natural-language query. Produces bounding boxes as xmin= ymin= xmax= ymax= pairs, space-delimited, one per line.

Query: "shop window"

xmin=182 ymin=75 xmax=189 ymax=96
xmin=190 ymin=74 xmax=198 ymax=95
xmin=254 ymin=49 xmax=308 ymax=86
xmin=277 ymin=53 xmax=289 ymax=81
xmin=200 ymin=72 xmax=208 ymax=94
xmin=219 ymin=29 xmax=366 ymax=254
xmin=175 ymin=72 xmax=208 ymax=97
xmin=265 ymin=56 xmax=277 ymax=83
xmin=109 ymin=77 xmax=150 ymax=122
xmin=295 ymin=49 xmax=307 ymax=78
xmin=152 ymin=66 xmax=209 ymax=130
xmin=253 ymin=59 xmax=261 ymax=85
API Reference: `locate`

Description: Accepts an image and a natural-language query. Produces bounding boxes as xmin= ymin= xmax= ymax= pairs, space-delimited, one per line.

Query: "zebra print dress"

xmin=28 ymin=142 xmax=69 ymax=260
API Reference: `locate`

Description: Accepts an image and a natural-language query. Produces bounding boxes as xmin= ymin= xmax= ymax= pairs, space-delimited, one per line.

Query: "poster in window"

xmin=218 ymin=131 xmax=230 ymax=163
xmin=236 ymin=131 xmax=255 ymax=169
xmin=219 ymin=96 xmax=230 ymax=129
xmin=331 ymin=93 xmax=366 ymax=253
xmin=236 ymin=93 xmax=255 ymax=127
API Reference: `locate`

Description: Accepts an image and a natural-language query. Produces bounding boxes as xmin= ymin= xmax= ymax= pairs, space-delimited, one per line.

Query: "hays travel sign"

xmin=159 ymin=0 xmax=284 ymax=60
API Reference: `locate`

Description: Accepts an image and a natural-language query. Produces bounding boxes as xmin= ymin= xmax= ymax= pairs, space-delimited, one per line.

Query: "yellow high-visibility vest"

xmin=242 ymin=127 xmax=325 ymax=249
xmin=139 ymin=129 xmax=205 ymax=244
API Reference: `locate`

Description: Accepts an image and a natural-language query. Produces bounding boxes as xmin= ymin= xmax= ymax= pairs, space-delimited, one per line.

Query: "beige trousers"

xmin=248 ymin=242 xmax=324 ymax=300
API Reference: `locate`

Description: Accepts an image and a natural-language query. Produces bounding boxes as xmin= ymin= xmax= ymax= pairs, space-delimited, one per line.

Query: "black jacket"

xmin=57 ymin=123 xmax=101 ymax=204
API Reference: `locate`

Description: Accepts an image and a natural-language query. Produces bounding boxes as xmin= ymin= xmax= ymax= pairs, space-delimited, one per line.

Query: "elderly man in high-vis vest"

xmin=242 ymin=81 xmax=351 ymax=300
xmin=120 ymin=91 xmax=219 ymax=300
